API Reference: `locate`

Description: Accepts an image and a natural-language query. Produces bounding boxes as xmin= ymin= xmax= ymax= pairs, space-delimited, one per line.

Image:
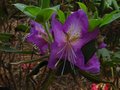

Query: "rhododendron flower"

xmin=26 ymin=20 xmax=48 ymax=54
xmin=48 ymin=10 xmax=100 ymax=73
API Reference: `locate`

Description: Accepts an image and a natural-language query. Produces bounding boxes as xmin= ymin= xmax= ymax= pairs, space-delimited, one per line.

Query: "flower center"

xmin=66 ymin=24 xmax=81 ymax=43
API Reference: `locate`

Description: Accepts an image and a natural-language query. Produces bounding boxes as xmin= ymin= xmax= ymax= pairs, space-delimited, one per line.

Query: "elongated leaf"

xmin=103 ymin=59 xmax=120 ymax=67
xmin=15 ymin=24 xmax=29 ymax=32
xmin=0 ymin=33 xmax=14 ymax=42
xmin=14 ymin=3 xmax=33 ymax=18
xmin=36 ymin=5 xmax=60 ymax=23
xmin=100 ymin=10 xmax=120 ymax=27
xmin=14 ymin=3 xmax=27 ymax=12
xmin=14 ymin=3 xmax=41 ymax=18
xmin=14 ymin=3 xmax=60 ymax=22
xmin=0 ymin=45 xmax=35 ymax=54
xmin=41 ymin=0 xmax=50 ymax=8
xmin=89 ymin=19 xmax=101 ymax=32
xmin=78 ymin=68 xmax=113 ymax=84
xmin=112 ymin=0 xmax=119 ymax=10
xmin=113 ymin=51 xmax=120 ymax=59
xmin=77 ymin=2 xmax=88 ymax=13
xmin=41 ymin=70 xmax=55 ymax=90
xmin=24 ymin=6 xmax=41 ymax=17
xmin=28 ymin=61 xmax=48 ymax=76
xmin=11 ymin=55 xmax=49 ymax=65
xmin=36 ymin=8 xmax=54 ymax=23
xmin=57 ymin=10 xmax=65 ymax=24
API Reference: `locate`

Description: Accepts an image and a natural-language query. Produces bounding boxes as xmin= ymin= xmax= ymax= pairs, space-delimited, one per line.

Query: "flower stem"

xmin=44 ymin=22 xmax=53 ymax=43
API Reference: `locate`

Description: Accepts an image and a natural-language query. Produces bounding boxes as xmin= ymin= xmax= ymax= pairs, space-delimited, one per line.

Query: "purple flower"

xmin=48 ymin=10 xmax=100 ymax=73
xmin=26 ymin=20 xmax=48 ymax=54
xmin=98 ymin=42 xmax=107 ymax=49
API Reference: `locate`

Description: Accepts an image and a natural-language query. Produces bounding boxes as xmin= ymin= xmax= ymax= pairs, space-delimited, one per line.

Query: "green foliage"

xmin=14 ymin=3 xmax=41 ymax=18
xmin=36 ymin=8 xmax=55 ymax=23
xmin=28 ymin=61 xmax=48 ymax=76
xmin=14 ymin=3 xmax=60 ymax=23
xmin=24 ymin=6 xmax=41 ymax=18
xmin=77 ymin=2 xmax=88 ymax=14
xmin=100 ymin=10 xmax=120 ymax=27
xmin=113 ymin=51 xmax=120 ymax=59
xmin=97 ymin=48 xmax=110 ymax=60
xmin=11 ymin=55 xmax=49 ymax=65
xmin=78 ymin=69 xmax=112 ymax=84
xmin=0 ymin=33 xmax=14 ymax=42
xmin=57 ymin=10 xmax=65 ymax=24
xmin=15 ymin=24 xmax=29 ymax=32
xmin=89 ymin=19 xmax=101 ymax=32
xmin=0 ymin=45 xmax=35 ymax=54
xmin=40 ymin=0 xmax=50 ymax=8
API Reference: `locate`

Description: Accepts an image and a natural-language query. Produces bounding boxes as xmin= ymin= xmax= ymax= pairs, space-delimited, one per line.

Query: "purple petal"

xmin=30 ymin=20 xmax=46 ymax=35
xmin=47 ymin=42 xmax=60 ymax=69
xmin=75 ymin=51 xmax=100 ymax=73
xmin=83 ymin=54 xmax=100 ymax=73
xmin=51 ymin=14 xmax=66 ymax=45
xmin=26 ymin=21 xmax=48 ymax=54
xmin=98 ymin=42 xmax=107 ymax=49
xmin=80 ymin=29 xmax=99 ymax=47
xmin=71 ymin=29 xmax=99 ymax=52
xmin=63 ymin=10 xmax=89 ymax=35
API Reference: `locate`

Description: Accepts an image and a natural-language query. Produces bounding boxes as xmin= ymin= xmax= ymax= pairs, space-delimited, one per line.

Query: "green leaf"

xmin=36 ymin=8 xmax=54 ymax=23
xmin=14 ymin=3 xmax=27 ymax=12
xmin=77 ymin=2 xmax=88 ymax=13
xmin=41 ymin=0 xmax=50 ymax=8
xmin=57 ymin=10 xmax=65 ymax=24
xmin=36 ymin=5 xmax=60 ymax=23
xmin=113 ymin=51 xmax=120 ymax=59
xmin=15 ymin=24 xmax=29 ymax=32
xmin=112 ymin=0 xmax=119 ymax=10
xmin=97 ymin=48 xmax=111 ymax=60
xmin=100 ymin=10 xmax=120 ymax=27
xmin=24 ymin=6 xmax=41 ymax=17
xmin=103 ymin=59 xmax=120 ymax=67
xmin=14 ymin=3 xmax=60 ymax=22
xmin=11 ymin=55 xmax=49 ymax=65
xmin=81 ymin=40 xmax=97 ymax=64
xmin=0 ymin=45 xmax=35 ymax=54
xmin=14 ymin=3 xmax=41 ymax=18
xmin=41 ymin=70 xmax=55 ymax=90
xmin=105 ymin=0 xmax=113 ymax=8
xmin=78 ymin=69 xmax=113 ymax=84
xmin=0 ymin=33 xmax=14 ymax=42
xmin=14 ymin=3 xmax=32 ymax=17
xmin=89 ymin=19 xmax=101 ymax=32
xmin=28 ymin=61 xmax=48 ymax=76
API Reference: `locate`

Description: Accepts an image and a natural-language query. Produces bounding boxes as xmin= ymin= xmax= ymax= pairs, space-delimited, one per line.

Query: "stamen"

xmin=55 ymin=40 xmax=77 ymax=75
xmin=56 ymin=44 xmax=67 ymax=55
xmin=55 ymin=46 xmax=66 ymax=67
xmin=61 ymin=50 xmax=67 ymax=75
